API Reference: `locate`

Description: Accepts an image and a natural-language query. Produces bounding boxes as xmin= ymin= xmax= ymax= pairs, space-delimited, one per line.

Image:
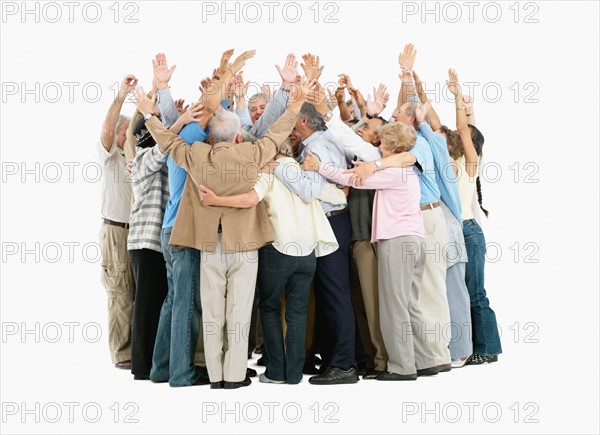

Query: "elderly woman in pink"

xmin=303 ymin=121 xmax=438 ymax=381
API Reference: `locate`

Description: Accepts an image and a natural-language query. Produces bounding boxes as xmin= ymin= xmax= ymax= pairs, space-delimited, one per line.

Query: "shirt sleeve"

xmin=249 ymin=88 xmax=289 ymax=139
xmin=236 ymin=108 xmax=253 ymax=132
xmin=157 ymin=87 xmax=180 ymax=127
xmin=319 ymin=163 xmax=403 ymax=190
xmin=98 ymin=140 xmax=116 ymax=164
xmin=129 ymin=145 xmax=168 ymax=183
xmin=274 ymin=158 xmax=325 ymax=203
xmin=326 ymin=117 xmax=381 ymax=163
xmin=252 ymin=173 xmax=271 ymax=201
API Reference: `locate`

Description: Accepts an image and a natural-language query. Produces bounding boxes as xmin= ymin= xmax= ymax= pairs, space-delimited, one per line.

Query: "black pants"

xmin=313 ymin=213 xmax=356 ymax=369
xmin=129 ymin=248 xmax=168 ymax=378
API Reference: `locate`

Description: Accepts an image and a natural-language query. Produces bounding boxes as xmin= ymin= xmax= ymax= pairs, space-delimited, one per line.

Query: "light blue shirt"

xmin=412 ymin=131 xmax=441 ymax=205
xmin=156 ymin=87 xmax=210 ymax=229
xmin=274 ymin=128 xmax=347 ymax=214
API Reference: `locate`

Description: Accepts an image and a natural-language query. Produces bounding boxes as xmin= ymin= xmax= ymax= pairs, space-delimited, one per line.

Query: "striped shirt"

xmin=127 ymin=145 xmax=170 ymax=252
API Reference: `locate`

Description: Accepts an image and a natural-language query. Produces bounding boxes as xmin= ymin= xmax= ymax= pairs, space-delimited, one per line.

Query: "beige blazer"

xmin=145 ymin=109 xmax=298 ymax=253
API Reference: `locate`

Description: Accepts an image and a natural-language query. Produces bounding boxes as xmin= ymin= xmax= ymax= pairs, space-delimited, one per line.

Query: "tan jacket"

xmin=145 ymin=109 xmax=298 ymax=253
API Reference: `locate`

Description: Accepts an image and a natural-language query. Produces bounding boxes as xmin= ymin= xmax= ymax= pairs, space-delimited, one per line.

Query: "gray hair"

xmin=209 ymin=110 xmax=242 ymax=144
xmin=115 ymin=114 xmax=130 ymax=134
xmin=299 ymin=102 xmax=326 ymax=132
xmin=249 ymin=92 xmax=270 ymax=104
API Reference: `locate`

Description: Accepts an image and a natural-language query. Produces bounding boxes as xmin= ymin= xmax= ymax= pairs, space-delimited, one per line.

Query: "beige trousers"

xmin=418 ymin=207 xmax=452 ymax=365
xmin=350 ymin=240 xmax=388 ymax=371
xmin=99 ymin=223 xmax=134 ymax=364
xmin=200 ymin=234 xmax=258 ymax=382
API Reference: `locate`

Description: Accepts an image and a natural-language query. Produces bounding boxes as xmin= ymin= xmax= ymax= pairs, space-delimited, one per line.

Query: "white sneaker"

xmin=259 ymin=373 xmax=287 ymax=384
xmin=451 ymin=355 xmax=472 ymax=369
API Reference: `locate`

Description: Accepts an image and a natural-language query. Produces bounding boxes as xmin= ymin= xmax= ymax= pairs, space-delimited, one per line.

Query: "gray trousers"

xmin=378 ymin=235 xmax=437 ymax=375
xmin=446 ymin=262 xmax=473 ymax=359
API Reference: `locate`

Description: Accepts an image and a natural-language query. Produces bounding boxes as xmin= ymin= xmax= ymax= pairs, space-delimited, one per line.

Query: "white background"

xmin=1 ymin=0 xmax=598 ymax=433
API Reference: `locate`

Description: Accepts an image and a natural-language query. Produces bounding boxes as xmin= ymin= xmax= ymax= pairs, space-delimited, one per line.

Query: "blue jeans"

xmin=257 ymin=244 xmax=316 ymax=384
xmin=150 ymin=227 xmax=202 ymax=386
xmin=463 ymin=219 xmax=502 ymax=356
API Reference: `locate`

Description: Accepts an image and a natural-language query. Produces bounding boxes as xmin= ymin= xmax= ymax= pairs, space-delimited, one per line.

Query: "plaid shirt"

xmin=127 ymin=145 xmax=169 ymax=252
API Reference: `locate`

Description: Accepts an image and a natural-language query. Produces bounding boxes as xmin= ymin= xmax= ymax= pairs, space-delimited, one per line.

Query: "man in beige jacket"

xmin=134 ymin=57 xmax=309 ymax=388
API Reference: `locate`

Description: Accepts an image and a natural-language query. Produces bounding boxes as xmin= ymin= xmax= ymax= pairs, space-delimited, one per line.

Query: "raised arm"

xmin=413 ymin=70 xmax=442 ymax=131
xmin=462 ymin=95 xmax=477 ymax=126
xmin=248 ymin=54 xmax=298 ymax=138
xmin=397 ymin=44 xmax=417 ymax=109
xmin=152 ymin=53 xmax=180 ymax=127
xmin=134 ymin=88 xmax=203 ymax=173
xmin=447 ymin=68 xmax=478 ymax=177
xmin=100 ymin=75 xmax=137 ymax=151
xmin=124 ymin=109 xmax=143 ymax=162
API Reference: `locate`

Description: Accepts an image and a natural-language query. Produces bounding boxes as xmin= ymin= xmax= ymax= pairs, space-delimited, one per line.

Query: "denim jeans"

xmin=463 ymin=219 xmax=502 ymax=356
xmin=150 ymin=227 xmax=203 ymax=386
xmin=257 ymin=244 xmax=316 ymax=384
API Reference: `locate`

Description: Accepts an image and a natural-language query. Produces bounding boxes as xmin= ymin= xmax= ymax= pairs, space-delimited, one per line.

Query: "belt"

xmin=420 ymin=201 xmax=440 ymax=211
xmin=325 ymin=208 xmax=347 ymax=218
xmin=103 ymin=218 xmax=129 ymax=229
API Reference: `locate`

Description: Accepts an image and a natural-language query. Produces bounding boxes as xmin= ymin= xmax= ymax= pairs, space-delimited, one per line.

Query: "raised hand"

xmin=326 ymin=88 xmax=339 ymax=109
xmin=133 ymin=87 xmax=158 ymax=116
xmin=175 ymin=99 xmax=189 ymax=115
xmin=232 ymin=73 xmax=248 ymax=97
xmin=415 ymin=100 xmax=431 ymax=124
xmin=276 ymin=53 xmax=299 ymax=89
xmin=306 ymin=80 xmax=328 ymax=115
xmin=398 ymin=43 xmax=417 ymax=71
xmin=230 ymin=49 xmax=257 ymax=75
xmin=261 ymin=84 xmax=273 ymax=99
xmin=216 ymin=49 xmax=234 ymax=77
xmin=337 ymin=73 xmax=355 ymax=91
xmin=446 ymin=68 xmax=461 ymax=98
xmin=198 ymin=77 xmax=213 ymax=96
xmin=288 ymin=76 xmax=313 ymax=112
xmin=152 ymin=53 xmax=176 ymax=89
xmin=118 ymin=74 xmax=138 ymax=98
xmin=366 ymin=84 xmax=390 ymax=116
xmin=301 ymin=53 xmax=324 ymax=82
xmin=177 ymin=102 xmax=203 ymax=126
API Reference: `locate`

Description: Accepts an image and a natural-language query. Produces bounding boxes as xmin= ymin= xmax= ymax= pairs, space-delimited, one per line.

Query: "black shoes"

xmin=362 ymin=369 xmax=384 ymax=380
xmin=224 ymin=376 xmax=252 ymax=389
xmin=246 ymin=367 xmax=257 ymax=378
xmin=467 ymin=354 xmax=498 ymax=365
xmin=308 ymin=367 xmax=359 ymax=385
xmin=417 ymin=366 xmax=439 ymax=377
xmin=376 ymin=371 xmax=417 ymax=381
xmin=211 ymin=381 xmax=224 ymax=389
xmin=256 ymin=357 xmax=266 ymax=366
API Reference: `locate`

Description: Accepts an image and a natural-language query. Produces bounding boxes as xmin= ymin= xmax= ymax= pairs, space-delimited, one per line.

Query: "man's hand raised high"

xmin=152 ymin=53 xmax=176 ymax=90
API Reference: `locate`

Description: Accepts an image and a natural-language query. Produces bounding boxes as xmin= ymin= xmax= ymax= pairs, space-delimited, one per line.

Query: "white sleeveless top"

xmin=457 ymin=156 xmax=478 ymax=221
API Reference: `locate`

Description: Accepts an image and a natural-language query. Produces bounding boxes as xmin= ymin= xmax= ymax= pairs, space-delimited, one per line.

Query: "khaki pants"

xmin=200 ymin=234 xmax=258 ymax=383
xmin=418 ymin=207 xmax=452 ymax=365
xmin=99 ymin=223 xmax=134 ymax=364
xmin=350 ymin=240 xmax=388 ymax=371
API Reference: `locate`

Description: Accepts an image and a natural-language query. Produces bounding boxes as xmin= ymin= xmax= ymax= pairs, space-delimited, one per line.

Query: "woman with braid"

xmin=446 ymin=69 xmax=502 ymax=365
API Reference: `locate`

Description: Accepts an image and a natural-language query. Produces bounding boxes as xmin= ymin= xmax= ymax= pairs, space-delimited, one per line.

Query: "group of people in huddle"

xmin=97 ymin=44 xmax=502 ymax=389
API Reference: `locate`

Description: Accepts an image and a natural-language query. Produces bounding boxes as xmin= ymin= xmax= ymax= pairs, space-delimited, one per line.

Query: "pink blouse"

xmin=319 ymin=164 xmax=424 ymax=242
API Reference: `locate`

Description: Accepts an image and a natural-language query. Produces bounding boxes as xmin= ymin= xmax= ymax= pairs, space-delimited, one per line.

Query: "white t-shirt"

xmin=98 ymin=141 xmax=133 ymax=223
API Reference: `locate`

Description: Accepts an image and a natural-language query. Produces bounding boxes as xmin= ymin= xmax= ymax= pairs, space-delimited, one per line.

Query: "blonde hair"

xmin=378 ymin=122 xmax=416 ymax=153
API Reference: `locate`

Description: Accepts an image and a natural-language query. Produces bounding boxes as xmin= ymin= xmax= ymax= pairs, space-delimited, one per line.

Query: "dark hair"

xmin=468 ymin=124 xmax=488 ymax=217
xmin=469 ymin=124 xmax=485 ymax=155
xmin=439 ymin=125 xmax=462 ymax=160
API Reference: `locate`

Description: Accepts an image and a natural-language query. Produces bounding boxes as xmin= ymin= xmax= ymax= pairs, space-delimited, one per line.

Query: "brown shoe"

xmin=437 ymin=363 xmax=452 ymax=373
xmin=115 ymin=360 xmax=131 ymax=370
